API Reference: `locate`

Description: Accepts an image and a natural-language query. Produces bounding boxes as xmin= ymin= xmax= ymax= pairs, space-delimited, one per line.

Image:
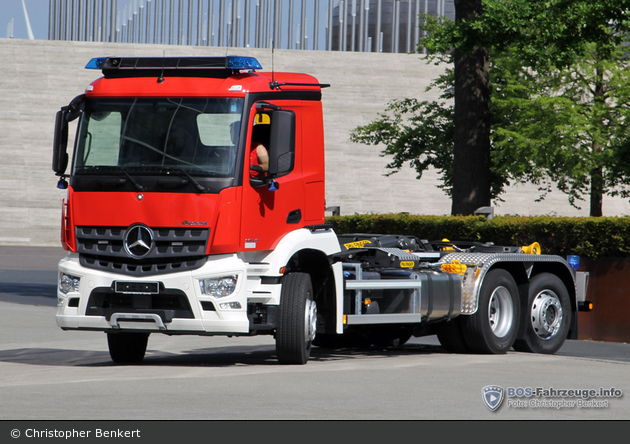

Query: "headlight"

xmin=199 ymin=275 xmax=238 ymax=298
xmin=59 ymin=273 xmax=81 ymax=294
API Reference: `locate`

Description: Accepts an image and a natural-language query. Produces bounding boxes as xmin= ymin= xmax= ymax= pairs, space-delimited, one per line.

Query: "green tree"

xmin=492 ymin=43 xmax=630 ymax=216
xmin=350 ymin=54 xmax=537 ymax=204
xmin=352 ymin=0 xmax=630 ymax=215
xmin=352 ymin=43 xmax=630 ymax=216
xmin=349 ymin=72 xmax=456 ymax=197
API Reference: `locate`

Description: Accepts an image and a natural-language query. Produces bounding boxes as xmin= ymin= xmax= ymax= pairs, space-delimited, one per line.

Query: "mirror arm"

xmin=255 ymin=101 xmax=281 ymax=111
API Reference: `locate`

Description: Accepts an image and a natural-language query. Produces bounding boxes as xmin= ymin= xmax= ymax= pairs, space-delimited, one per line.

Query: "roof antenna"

xmin=225 ymin=27 xmax=232 ymax=56
xmin=157 ymin=50 xmax=165 ymax=83
xmin=270 ymin=41 xmax=279 ymax=90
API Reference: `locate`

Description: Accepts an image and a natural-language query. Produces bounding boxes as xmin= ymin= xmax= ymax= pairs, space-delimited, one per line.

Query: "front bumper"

xmin=56 ymin=252 xmax=279 ymax=335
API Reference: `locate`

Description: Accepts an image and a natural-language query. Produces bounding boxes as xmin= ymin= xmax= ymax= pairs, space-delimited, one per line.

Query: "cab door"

xmin=240 ymin=100 xmax=305 ymax=252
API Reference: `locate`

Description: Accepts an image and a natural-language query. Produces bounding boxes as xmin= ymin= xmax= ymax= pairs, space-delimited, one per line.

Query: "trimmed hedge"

xmin=325 ymin=214 xmax=630 ymax=259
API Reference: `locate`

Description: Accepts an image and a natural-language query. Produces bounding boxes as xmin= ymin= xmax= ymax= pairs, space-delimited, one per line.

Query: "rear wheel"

xmin=276 ymin=273 xmax=317 ymax=364
xmin=107 ymin=332 xmax=149 ymax=364
xmin=513 ymin=273 xmax=571 ymax=354
xmin=462 ymin=269 xmax=520 ymax=354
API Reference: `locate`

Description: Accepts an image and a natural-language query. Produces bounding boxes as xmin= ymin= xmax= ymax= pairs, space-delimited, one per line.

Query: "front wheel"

xmin=462 ymin=269 xmax=520 ymax=354
xmin=513 ymin=273 xmax=571 ymax=354
xmin=276 ymin=272 xmax=317 ymax=365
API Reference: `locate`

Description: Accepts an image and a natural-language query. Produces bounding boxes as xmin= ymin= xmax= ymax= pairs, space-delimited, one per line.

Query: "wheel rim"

xmin=304 ymin=299 xmax=317 ymax=346
xmin=530 ymin=290 xmax=563 ymax=340
xmin=488 ymin=286 xmax=514 ymax=338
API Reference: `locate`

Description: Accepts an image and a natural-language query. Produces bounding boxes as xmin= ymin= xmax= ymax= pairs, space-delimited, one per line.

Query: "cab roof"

xmin=84 ymin=56 xmax=328 ymax=96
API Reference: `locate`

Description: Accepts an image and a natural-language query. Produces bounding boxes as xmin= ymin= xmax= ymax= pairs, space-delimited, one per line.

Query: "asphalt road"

xmin=0 ymin=246 xmax=628 ymax=421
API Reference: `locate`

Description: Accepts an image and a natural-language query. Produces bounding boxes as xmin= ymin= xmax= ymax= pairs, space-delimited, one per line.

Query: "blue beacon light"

xmin=85 ymin=57 xmax=107 ymax=69
xmin=84 ymin=56 xmax=262 ymax=71
xmin=226 ymin=56 xmax=262 ymax=70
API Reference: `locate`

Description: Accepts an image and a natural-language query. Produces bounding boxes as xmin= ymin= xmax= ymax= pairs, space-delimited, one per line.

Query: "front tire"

xmin=107 ymin=332 xmax=149 ymax=364
xmin=462 ymin=269 xmax=520 ymax=354
xmin=513 ymin=273 xmax=571 ymax=354
xmin=276 ymin=272 xmax=317 ymax=364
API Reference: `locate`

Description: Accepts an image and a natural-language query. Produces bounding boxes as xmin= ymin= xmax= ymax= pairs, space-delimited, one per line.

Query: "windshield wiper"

xmin=76 ymin=165 xmax=146 ymax=191
xmin=159 ymin=167 xmax=207 ymax=193
xmin=113 ymin=166 xmax=146 ymax=191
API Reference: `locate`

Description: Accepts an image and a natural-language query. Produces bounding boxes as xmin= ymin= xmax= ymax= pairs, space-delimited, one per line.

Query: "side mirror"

xmin=53 ymin=95 xmax=85 ymax=176
xmin=52 ymin=109 xmax=69 ymax=175
xmin=267 ymin=110 xmax=295 ymax=178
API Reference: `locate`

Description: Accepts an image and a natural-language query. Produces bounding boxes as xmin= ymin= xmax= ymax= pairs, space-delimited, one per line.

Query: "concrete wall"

xmin=2 ymin=38 xmax=630 ymax=246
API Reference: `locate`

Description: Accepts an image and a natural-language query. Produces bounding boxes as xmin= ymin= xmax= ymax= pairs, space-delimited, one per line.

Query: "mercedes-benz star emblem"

xmin=124 ymin=224 xmax=154 ymax=259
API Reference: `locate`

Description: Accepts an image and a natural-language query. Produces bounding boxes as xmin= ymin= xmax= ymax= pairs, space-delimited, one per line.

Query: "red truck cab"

xmin=55 ymin=56 xmax=327 ymax=255
xmin=53 ymin=56 xmax=341 ymax=364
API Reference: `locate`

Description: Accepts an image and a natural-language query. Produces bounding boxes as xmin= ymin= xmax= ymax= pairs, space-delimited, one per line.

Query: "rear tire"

xmin=513 ymin=273 xmax=571 ymax=354
xmin=462 ymin=269 xmax=520 ymax=354
xmin=276 ymin=272 xmax=317 ymax=364
xmin=107 ymin=332 xmax=149 ymax=364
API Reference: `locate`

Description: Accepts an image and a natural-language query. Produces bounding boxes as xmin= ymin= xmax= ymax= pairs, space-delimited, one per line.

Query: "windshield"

xmin=72 ymin=98 xmax=244 ymax=178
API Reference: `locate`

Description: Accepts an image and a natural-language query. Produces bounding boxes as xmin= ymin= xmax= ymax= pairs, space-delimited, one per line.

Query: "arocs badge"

xmin=482 ymin=385 xmax=505 ymax=411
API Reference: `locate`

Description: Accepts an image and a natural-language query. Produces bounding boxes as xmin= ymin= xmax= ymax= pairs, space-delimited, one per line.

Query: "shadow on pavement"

xmin=0 ymin=342 xmax=447 ymax=368
xmin=0 ymin=284 xmax=57 ymax=307
xmin=0 ymin=270 xmax=58 ymax=306
xmin=0 ymin=339 xmax=628 ymax=368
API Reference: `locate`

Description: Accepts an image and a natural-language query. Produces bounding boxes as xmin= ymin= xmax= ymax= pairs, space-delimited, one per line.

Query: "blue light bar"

xmin=226 ymin=56 xmax=262 ymax=70
xmin=83 ymin=56 xmax=263 ymax=77
xmin=85 ymin=57 xmax=107 ymax=69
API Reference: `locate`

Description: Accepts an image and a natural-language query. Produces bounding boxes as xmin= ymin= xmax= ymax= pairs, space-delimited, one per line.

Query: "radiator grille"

xmin=76 ymin=226 xmax=210 ymax=277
